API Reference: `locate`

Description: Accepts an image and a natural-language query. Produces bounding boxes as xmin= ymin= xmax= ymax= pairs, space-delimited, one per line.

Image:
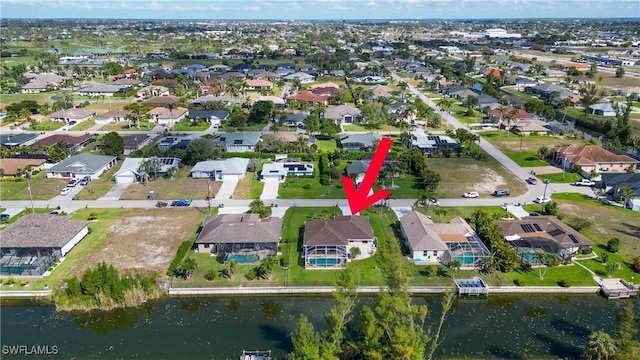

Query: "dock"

xmin=598 ymin=278 xmax=639 ymax=299
xmin=454 ymin=277 xmax=489 ymax=296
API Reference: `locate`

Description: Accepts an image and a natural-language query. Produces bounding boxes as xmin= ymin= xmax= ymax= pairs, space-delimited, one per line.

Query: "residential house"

xmin=148 ymin=107 xmax=188 ymax=125
xmin=0 ymin=158 xmax=46 ymax=177
xmin=346 ymin=156 xmax=399 ymax=185
xmin=0 ymin=133 xmax=39 ymax=147
xmin=111 ymin=78 xmax=143 ymax=86
xmin=191 ymin=95 xmax=232 ymax=107
xmin=244 ymin=79 xmax=273 ymax=90
xmin=287 ymin=91 xmax=329 ymax=105
xmin=589 ymin=103 xmax=616 ymax=116
xmin=113 ymin=157 xmax=181 ymax=183
xmin=190 ymin=158 xmax=250 ymax=180
xmin=46 ymin=154 xmax=117 ymax=179
xmin=599 ymin=173 xmax=640 ymax=211
xmin=283 ymin=72 xmax=316 ymax=83
xmin=562 ymin=62 xmax=590 ymax=72
xmin=50 ymin=109 xmax=96 ymax=124
xmin=214 ymin=132 xmax=262 ymax=152
xmin=311 ymin=86 xmax=339 ymax=96
xmin=20 ymin=73 xmax=66 ymax=93
xmin=618 ymin=86 xmax=640 ymax=99
xmin=32 ymin=134 xmax=93 ymax=152
xmin=323 ymin=105 xmax=363 ymax=126
xmin=94 ymin=110 xmax=131 ymax=125
xmin=303 ymin=216 xmax=375 ymax=268
xmin=136 ymin=85 xmax=170 ymax=98
xmin=525 ymin=83 xmax=573 ymax=100
xmin=188 ymin=109 xmax=230 ymax=126
xmin=572 ymin=75 xmax=596 ymax=86
xmin=411 ymin=133 xmax=462 ymax=154
xmin=497 ymin=216 xmax=593 ymax=263
xmin=261 ymin=155 xmax=314 ymax=181
xmin=553 ymin=145 xmax=639 ymax=175
xmin=142 ymin=95 xmax=181 ymax=106
xmin=399 ymin=212 xmax=489 ymax=266
xmin=268 ymin=132 xmax=314 ymax=147
xmin=194 ymin=214 xmax=282 ymax=261
xmin=122 ymin=134 xmax=152 ymax=155
xmin=0 ymin=214 xmax=89 ymax=276
xmin=339 ymin=132 xmax=380 ymax=152
xmin=253 ymin=95 xmax=285 ymax=108
xmin=275 ymin=111 xmax=309 ymax=127
xmin=217 ymin=72 xmax=246 ymax=81
xmin=156 ymin=135 xmax=200 ymax=151
xmin=75 ymin=84 xmax=131 ymax=97
xmin=254 ymin=71 xmax=281 ymax=81
xmin=514 ymin=77 xmax=537 ymax=89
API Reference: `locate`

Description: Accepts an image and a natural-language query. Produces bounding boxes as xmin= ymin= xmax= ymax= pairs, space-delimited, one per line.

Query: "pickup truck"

xmin=574 ymin=179 xmax=596 ymax=187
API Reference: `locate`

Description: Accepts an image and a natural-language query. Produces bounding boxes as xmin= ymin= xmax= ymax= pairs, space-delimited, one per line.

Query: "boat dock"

xmin=598 ymin=278 xmax=639 ymax=299
xmin=454 ymin=277 xmax=489 ymax=296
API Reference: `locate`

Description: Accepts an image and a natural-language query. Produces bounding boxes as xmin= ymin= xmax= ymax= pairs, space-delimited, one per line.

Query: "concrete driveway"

xmin=99 ymin=183 xmax=130 ymax=201
xmin=216 ymin=179 xmax=239 ymax=200
xmin=259 ymin=179 xmax=280 ymax=200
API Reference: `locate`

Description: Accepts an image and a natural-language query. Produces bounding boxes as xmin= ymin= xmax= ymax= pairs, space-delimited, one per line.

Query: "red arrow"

xmin=342 ymin=137 xmax=392 ymax=215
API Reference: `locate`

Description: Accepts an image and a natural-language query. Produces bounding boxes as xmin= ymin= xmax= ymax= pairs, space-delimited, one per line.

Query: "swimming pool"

xmin=227 ymin=254 xmax=259 ymax=263
xmin=309 ymin=258 xmax=339 ymax=267
xmin=455 ymin=252 xmax=476 ymax=266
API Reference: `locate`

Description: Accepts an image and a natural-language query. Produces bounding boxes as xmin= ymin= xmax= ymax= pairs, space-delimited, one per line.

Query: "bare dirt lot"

xmin=78 ymin=209 xmax=203 ymax=275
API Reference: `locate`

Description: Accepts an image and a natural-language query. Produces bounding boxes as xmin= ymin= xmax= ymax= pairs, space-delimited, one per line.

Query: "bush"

xmin=204 ymin=269 xmax=216 ymax=281
xmin=514 ymin=278 xmax=525 ymax=286
xmin=87 ymin=212 xmax=99 ymax=221
xmin=167 ymin=241 xmax=193 ymax=276
xmin=607 ymin=237 xmax=620 ymax=253
xmin=280 ymin=254 xmax=289 ymax=268
xmin=6 ymin=276 xmax=15 ymax=285
xmin=558 ymin=280 xmax=570 ymax=288
xmin=320 ymin=174 xmax=330 ymax=185
xmin=633 ymin=261 xmax=640 ymax=274
xmin=601 ymin=252 xmax=609 ymax=264
xmin=245 ymin=267 xmax=257 ymax=281
xmin=48 ymin=266 xmax=54 ymax=271
xmin=302 ymin=184 xmax=311 ymax=190
xmin=20 ymin=280 xmax=29 ymax=286
xmin=465 ymin=108 xmax=475 ymax=116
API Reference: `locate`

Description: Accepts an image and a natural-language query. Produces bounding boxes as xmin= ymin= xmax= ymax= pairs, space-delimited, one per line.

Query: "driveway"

xmin=216 ymin=179 xmax=239 ymax=199
xmin=98 ymin=183 xmax=130 ymax=201
xmin=259 ymin=179 xmax=280 ymax=200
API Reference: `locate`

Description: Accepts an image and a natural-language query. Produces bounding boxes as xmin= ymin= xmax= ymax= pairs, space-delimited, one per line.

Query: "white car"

xmin=463 ymin=192 xmax=479 ymax=198
xmin=574 ymin=179 xmax=596 ymax=187
xmin=427 ymin=199 xmax=441 ymax=206
xmin=59 ymin=187 xmax=72 ymax=196
xmin=533 ymin=196 xmax=551 ymax=204
xmin=67 ymin=178 xmax=80 ymax=187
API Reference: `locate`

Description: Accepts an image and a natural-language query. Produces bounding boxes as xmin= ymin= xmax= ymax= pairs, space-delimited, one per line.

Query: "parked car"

xmin=574 ymin=179 xmax=596 ymax=187
xmin=59 ymin=187 xmax=72 ymax=196
xmin=493 ymin=190 xmax=510 ymax=197
xmin=427 ymin=199 xmax=440 ymax=206
xmin=79 ymin=176 xmax=91 ymax=186
xmin=156 ymin=201 xmax=168 ymax=208
xmin=463 ymin=191 xmax=479 ymax=198
xmin=0 ymin=213 xmax=10 ymax=222
xmin=533 ymin=196 xmax=551 ymax=204
xmin=67 ymin=178 xmax=80 ymax=187
xmin=526 ymin=177 xmax=538 ymax=185
xmin=170 ymin=199 xmax=191 ymax=207
xmin=68 ymin=120 xmax=77 ymax=126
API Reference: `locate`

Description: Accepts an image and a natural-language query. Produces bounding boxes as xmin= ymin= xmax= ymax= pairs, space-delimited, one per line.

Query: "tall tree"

xmin=101 ymin=132 xmax=124 ymax=156
xmin=585 ymin=331 xmax=617 ymax=360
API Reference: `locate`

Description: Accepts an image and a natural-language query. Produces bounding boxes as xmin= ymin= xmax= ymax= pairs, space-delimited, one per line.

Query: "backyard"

xmin=0 ymin=172 xmax=68 ymax=200
xmin=172 ymin=119 xmax=210 ymax=132
xmin=120 ymin=167 xmax=219 ymax=200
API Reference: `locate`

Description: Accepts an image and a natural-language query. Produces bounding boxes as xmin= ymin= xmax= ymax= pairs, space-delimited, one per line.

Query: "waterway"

xmin=1 ymin=295 xmax=638 ymax=359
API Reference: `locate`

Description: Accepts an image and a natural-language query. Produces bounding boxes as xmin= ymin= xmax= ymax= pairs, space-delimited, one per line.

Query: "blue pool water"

xmin=310 ymin=258 xmax=339 ymax=266
xmin=227 ymin=254 xmax=259 ymax=263
xmin=521 ymin=252 xmax=537 ymax=264
xmin=455 ymin=252 xmax=476 ymax=266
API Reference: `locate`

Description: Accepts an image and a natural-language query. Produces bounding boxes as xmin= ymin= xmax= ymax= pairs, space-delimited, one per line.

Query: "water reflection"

xmin=69 ymin=301 xmax=154 ymax=336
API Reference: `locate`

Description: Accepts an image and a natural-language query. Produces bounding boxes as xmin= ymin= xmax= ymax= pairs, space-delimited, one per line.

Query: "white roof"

xmin=261 ymin=163 xmax=288 ymax=176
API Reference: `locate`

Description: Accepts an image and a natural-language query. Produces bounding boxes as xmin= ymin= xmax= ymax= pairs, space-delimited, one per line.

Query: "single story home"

xmin=214 ymin=132 xmax=261 ymax=153
xmin=244 ymin=79 xmax=273 ymax=90
xmin=283 ymin=72 xmax=316 ymax=83
xmin=252 ymin=95 xmax=285 ymax=108
xmin=136 ymin=85 xmax=170 ymax=98
xmin=261 ymin=156 xmax=314 ymax=181
xmin=338 ymin=132 xmax=380 ymax=152
xmin=508 ymin=119 xmax=551 ymax=135
xmin=497 ymin=216 xmax=593 ymax=263
xmin=303 ymin=216 xmax=375 ymax=269
xmin=0 ymin=133 xmax=39 ymax=147
xmin=191 ymin=95 xmax=233 ymax=107
xmin=46 ymin=154 xmax=117 ymax=179
xmin=142 ymin=95 xmax=181 ymax=105
xmin=411 ymin=133 xmax=461 ymax=154
xmin=286 ymin=91 xmax=329 ymax=105
xmin=20 ymin=73 xmax=66 ymax=93
xmin=156 ymin=135 xmax=200 ymax=150
xmin=323 ymin=105 xmax=364 ymax=125
xmin=399 ymin=212 xmax=489 ymax=267
xmin=589 ymin=103 xmax=616 ymax=116
xmin=122 ymin=134 xmax=152 ymax=155
xmin=599 ymin=173 xmax=640 ymax=211
xmin=0 ymin=158 xmax=47 ymax=177
xmin=0 ymin=214 xmax=89 ymax=276
xmin=190 ymin=158 xmax=250 ymax=180
xmin=194 ymin=214 xmax=282 ymax=261
xmin=94 ymin=110 xmax=131 ymax=125
xmin=188 ymin=109 xmax=230 ymax=126
xmin=32 ymin=134 xmax=93 ymax=153
xmin=75 ymin=84 xmax=131 ymax=97
xmin=148 ymin=106 xmax=188 ymax=125
xmin=113 ymin=157 xmax=181 ymax=183
xmin=553 ymin=145 xmax=639 ymax=175
xmin=50 ymin=108 xmax=96 ymax=124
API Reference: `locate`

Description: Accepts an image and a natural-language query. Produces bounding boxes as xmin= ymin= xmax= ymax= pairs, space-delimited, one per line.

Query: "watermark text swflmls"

xmin=2 ymin=345 xmax=59 ymax=356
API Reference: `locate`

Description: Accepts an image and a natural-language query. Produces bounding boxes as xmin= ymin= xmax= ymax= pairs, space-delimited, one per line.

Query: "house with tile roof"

xmin=588 ymin=103 xmax=616 ymax=116
xmin=399 ymin=212 xmax=489 ymax=266
xmin=552 ymin=145 xmax=639 ymax=176
xmin=142 ymin=95 xmax=181 ymax=105
xmin=148 ymin=106 xmax=188 ymax=125
xmin=244 ymin=79 xmax=273 ymax=90
xmin=283 ymin=72 xmax=316 ymax=83
xmin=0 ymin=214 xmax=89 ymax=276
xmin=303 ymin=216 xmax=375 ymax=268
xmin=286 ymin=91 xmax=329 ymax=105
xmin=0 ymin=158 xmax=47 ymax=177
xmin=496 ymin=216 xmax=593 ymax=263
xmin=20 ymin=73 xmax=66 ymax=94
xmin=194 ymin=214 xmax=282 ymax=261
xmin=50 ymin=108 xmax=96 ymax=124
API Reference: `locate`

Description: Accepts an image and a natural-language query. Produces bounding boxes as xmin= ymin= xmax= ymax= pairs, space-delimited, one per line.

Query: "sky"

xmin=1 ymin=0 xmax=639 ymax=20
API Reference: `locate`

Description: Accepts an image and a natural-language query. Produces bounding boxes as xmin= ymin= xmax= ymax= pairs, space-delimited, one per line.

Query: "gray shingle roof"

xmin=48 ymin=154 xmax=117 ymax=174
xmin=195 ymin=214 xmax=282 ymax=244
xmin=324 ymin=105 xmax=361 ymax=120
xmin=400 ymin=212 xmax=450 ymax=252
xmin=0 ymin=133 xmax=38 ymax=146
xmin=303 ymin=216 xmax=373 ymax=246
xmin=0 ymin=214 xmax=88 ymax=248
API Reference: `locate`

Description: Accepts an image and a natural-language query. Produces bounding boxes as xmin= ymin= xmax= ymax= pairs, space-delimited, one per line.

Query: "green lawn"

xmin=278 ymin=176 xmax=345 ymax=199
xmin=233 ymin=172 xmax=264 ymax=199
xmin=74 ymin=163 xmax=121 ymax=200
xmin=0 ymin=92 xmax=53 ymax=108
xmin=316 ymin=139 xmax=337 ymax=153
xmin=172 ymin=119 xmax=210 ymax=132
xmin=536 ymin=172 xmax=583 ymax=183
xmin=0 ymin=172 xmax=68 ymax=200
xmin=343 ymin=124 xmax=400 ymax=132
xmin=69 ymin=119 xmax=95 ymax=131
xmin=33 ymin=120 xmax=64 ymax=131
xmin=507 ymin=263 xmax=597 ymax=286
xmin=503 ymin=150 xmax=550 ymax=167
xmin=100 ymin=121 xmax=155 ymax=131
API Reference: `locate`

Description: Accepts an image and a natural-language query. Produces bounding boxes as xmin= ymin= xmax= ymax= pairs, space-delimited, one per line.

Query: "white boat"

xmin=239 ymin=350 xmax=272 ymax=360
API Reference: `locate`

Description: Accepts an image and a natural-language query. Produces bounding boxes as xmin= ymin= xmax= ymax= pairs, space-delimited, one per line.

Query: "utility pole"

xmin=561 ymin=154 xmax=566 ymax=181
xmin=27 ymin=173 xmax=34 ymax=213
xmin=207 ymin=180 xmax=211 ymax=215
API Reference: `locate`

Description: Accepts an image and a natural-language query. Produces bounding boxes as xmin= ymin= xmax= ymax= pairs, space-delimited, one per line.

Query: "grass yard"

xmin=172 ymin=119 xmax=210 ymax=132
xmin=426 ymin=156 xmax=527 ymax=198
xmin=507 ymin=263 xmax=597 ymax=286
xmin=536 ymin=172 xmax=583 ymax=183
xmin=120 ymin=167 xmax=219 ymax=200
xmin=503 ymin=150 xmax=550 ymax=167
xmin=0 ymin=92 xmax=53 ymax=108
xmin=69 ymin=119 xmax=95 ymax=131
xmin=1 ymin=208 xmax=204 ymax=290
xmin=482 ymin=130 xmax=587 ymax=153
xmin=233 ymin=172 xmax=264 ymax=199
xmin=32 ymin=120 xmax=64 ymax=131
xmin=84 ymin=102 xmax=126 ymax=112
xmin=343 ymin=124 xmax=400 ymax=132
xmin=99 ymin=121 xmax=156 ymax=131
xmin=0 ymin=172 xmax=68 ymax=200
xmin=74 ymin=163 xmax=122 ymax=200
xmin=315 ymin=138 xmax=337 ymax=153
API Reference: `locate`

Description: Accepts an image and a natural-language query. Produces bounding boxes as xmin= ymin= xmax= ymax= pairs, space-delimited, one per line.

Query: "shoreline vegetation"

xmin=51 ymin=263 xmax=162 ymax=311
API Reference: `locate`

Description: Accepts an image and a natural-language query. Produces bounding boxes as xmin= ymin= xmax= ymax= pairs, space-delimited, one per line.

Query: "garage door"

xmin=222 ymin=174 xmax=240 ymax=181
xmin=116 ymin=174 xmax=135 ymax=183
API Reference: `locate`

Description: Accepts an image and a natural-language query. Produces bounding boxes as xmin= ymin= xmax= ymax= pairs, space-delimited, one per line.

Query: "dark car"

xmin=526 ymin=177 xmax=538 ymax=185
xmin=0 ymin=213 xmax=10 ymax=222
xmin=493 ymin=190 xmax=510 ymax=197
xmin=170 ymin=199 xmax=191 ymax=207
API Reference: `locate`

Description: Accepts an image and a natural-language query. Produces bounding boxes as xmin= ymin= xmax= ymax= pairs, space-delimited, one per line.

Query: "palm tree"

xmin=585 ymin=331 xmax=617 ymax=360
xmin=504 ymin=108 xmax=518 ymax=136
xmin=166 ymin=102 xmax=177 ymax=122
xmin=631 ymin=136 xmax=640 ymax=157
xmin=226 ymin=78 xmax=242 ymax=102
xmin=448 ymin=259 xmax=461 ymax=278
xmin=618 ymin=186 xmax=635 ymax=205
xmin=138 ymin=159 xmax=152 ymax=185
xmin=166 ymin=166 xmax=177 ymax=180
xmin=398 ymin=81 xmax=408 ymax=101
xmin=291 ymin=78 xmax=302 ymax=95
xmin=558 ymin=98 xmax=572 ymax=123
xmin=399 ymin=130 xmax=416 ymax=148
xmin=383 ymin=162 xmax=401 ymax=189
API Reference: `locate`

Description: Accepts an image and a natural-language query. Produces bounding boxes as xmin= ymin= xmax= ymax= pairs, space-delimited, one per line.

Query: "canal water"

xmin=1 ymin=295 xmax=638 ymax=359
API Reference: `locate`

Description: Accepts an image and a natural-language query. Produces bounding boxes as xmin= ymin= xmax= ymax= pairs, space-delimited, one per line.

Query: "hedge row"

xmin=167 ymin=240 xmax=193 ymax=276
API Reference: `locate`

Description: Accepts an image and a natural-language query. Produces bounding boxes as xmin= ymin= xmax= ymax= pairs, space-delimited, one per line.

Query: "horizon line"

xmin=2 ymin=17 xmax=638 ymax=21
